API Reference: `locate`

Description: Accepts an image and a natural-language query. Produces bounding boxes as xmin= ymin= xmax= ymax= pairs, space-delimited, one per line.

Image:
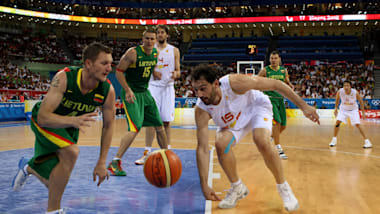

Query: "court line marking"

xmin=205 ymin=145 xmax=215 ymax=214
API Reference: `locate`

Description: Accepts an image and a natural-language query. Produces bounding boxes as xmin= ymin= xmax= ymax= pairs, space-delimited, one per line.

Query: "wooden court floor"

xmin=1 ymin=117 xmax=379 ymax=214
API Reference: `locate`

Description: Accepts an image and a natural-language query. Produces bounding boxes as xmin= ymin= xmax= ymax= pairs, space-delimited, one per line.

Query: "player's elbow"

xmin=36 ymin=111 xmax=49 ymax=126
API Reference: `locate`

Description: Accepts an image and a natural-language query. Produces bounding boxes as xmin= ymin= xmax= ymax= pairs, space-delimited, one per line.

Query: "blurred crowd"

xmin=0 ymin=59 xmax=50 ymax=101
xmin=288 ymin=62 xmax=375 ymax=99
xmin=0 ymin=30 xmax=69 ymax=64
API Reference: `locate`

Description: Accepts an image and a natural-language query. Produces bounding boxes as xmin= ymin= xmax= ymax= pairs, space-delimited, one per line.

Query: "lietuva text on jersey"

xmin=139 ymin=60 xmax=156 ymax=67
xmin=61 ymin=97 xmax=97 ymax=112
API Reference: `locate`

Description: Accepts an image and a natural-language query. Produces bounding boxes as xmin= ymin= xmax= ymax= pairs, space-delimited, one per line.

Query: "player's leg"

xmin=137 ymin=85 xmax=163 ymax=164
xmin=144 ymin=90 xmax=168 ymax=150
xmin=154 ymin=125 xmax=168 ymax=149
xmin=109 ymin=92 xmax=144 ymax=175
xmin=272 ymin=102 xmax=287 ymax=159
xmin=47 ymin=145 xmax=79 ymax=211
xmin=350 ymin=111 xmax=372 ymax=148
xmin=330 ymin=110 xmax=346 ymax=147
xmin=253 ymin=98 xmax=298 ymax=211
xmin=215 ymin=129 xmax=249 ymax=209
xmin=252 ymin=110 xmax=298 ymax=211
xmin=135 ymin=127 xmax=155 ymax=165
xmin=161 ymin=85 xmax=175 ymax=149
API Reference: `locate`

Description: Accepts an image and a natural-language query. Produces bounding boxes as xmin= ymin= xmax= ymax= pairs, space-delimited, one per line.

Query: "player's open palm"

xmin=301 ymin=105 xmax=320 ymax=125
xmin=203 ymin=186 xmax=221 ymax=201
xmin=73 ymin=112 xmax=97 ymax=132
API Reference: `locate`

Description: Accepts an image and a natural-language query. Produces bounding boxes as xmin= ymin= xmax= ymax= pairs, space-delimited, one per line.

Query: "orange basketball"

xmin=143 ymin=149 xmax=182 ymax=188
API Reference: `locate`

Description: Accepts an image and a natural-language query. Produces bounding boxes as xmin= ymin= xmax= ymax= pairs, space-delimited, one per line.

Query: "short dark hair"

xmin=270 ymin=50 xmax=280 ymax=56
xmin=191 ymin=64 xmax=218 ymax=84
xmin=82 ymin=42 xmax=112 ymax=63
xmin=156 ymin=24 xmax=169 ymax=34
xmin=143 ymin=28 xmax=157 ymax=36
xmin=343 ymin=80 xmax=351 ymax=86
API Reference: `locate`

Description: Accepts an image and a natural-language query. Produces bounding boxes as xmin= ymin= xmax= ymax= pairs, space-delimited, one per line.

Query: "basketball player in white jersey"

xmin=192 ymin=64 xmax=319 ymax=211
xmin=135 ymin=25 xmax=180 ymax=165
xmin=329 ymin=80 xmax=372 ymax=148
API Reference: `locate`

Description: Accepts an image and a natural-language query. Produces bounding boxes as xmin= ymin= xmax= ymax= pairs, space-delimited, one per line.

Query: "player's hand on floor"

xmin=203 ymin=186 xmax=221 ymax=201
xmin=93 ymin=164 xmax=109 ymax=186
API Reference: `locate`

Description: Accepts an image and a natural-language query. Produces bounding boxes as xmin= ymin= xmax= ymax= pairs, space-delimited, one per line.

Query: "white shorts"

xmin=148 ymin=84 xmax=175 ymax=122
xmin=336 ymin=109 xmax=360 ymax=125
xmin=217 ymin=98 xmax=273 ymax=145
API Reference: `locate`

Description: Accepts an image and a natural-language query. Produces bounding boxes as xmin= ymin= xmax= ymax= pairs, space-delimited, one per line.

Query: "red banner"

xmin=359 ymin=110 xmax=380 ymax=119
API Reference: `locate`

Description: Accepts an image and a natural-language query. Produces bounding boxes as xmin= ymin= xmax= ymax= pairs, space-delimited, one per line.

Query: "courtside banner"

xmin=0 ymin=102 xmax=25 ymax=121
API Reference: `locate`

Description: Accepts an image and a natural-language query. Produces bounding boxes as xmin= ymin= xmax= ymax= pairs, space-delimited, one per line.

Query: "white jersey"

xmin=197 ymin=75 xmax=270 ymax=131
xmin=339 ymin=88 xmax=358 ymax=111
xmin=150 ymin=44 xmax=175 ymax=87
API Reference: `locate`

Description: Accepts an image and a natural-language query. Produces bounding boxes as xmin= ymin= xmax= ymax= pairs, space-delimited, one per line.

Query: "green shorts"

xmin=28 ymin=102 xmax=79 ymax=179
xmin=121 ymin=89 xmax=163 ymax=132
xmin=271 ymin=99 xmax=287 ymax=126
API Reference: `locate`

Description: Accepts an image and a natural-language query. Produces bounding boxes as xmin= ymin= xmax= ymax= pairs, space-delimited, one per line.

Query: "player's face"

xmin=192 ymin=78 xmax=218 ymax=105
xmin=157 ymin=28 xmax=168 ymax=44
xmin=343 ymin=82 xmax=351 ymax=91
xmin=142 ymin=32 xmax=157 ymax=50
xmin=88 ymin=52 xmax=113 ymax=82
xmin=270 ymin=54 xmax=281 ymax=67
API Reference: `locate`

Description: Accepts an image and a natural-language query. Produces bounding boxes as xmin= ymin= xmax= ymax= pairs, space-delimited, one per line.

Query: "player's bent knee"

xmin=59 ymin=145 xmax=80 ymax=161
xmin=214 ymin=140 xmax=227 ymax=154
xmin=335 ymin=123 xmax=341 ymax=127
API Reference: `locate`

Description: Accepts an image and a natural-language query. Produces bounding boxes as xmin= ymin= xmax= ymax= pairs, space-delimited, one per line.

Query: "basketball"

xmin=143 ymin=149 xmax=182 ymax=188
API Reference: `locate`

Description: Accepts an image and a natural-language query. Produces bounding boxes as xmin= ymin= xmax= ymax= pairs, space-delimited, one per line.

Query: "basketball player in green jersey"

xmin=258 ymin=50 xmax=294 ymax=160
xmin=108 ymin=29 xmax=168 ymax=176
xmin=12 ymin=42 xmax=116 ymax=214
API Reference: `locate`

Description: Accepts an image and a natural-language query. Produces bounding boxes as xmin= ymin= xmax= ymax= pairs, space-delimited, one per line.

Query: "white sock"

xmin=332 ymin=137 xmax=337 ymax=140
xmin=231 ymin=179 xmax=242 ymax=187
xmin=145 ymin=147 xmax=152 ymax=153
xmin=112 ymin=157 xmax=120 ymax=161
xmin=276 ymin=144 xmax=282 ymax=150
xmin=277 ymin=180 xmax=288 ymax=188
xmin=168 ymin=145 xmax=172 ymax=149
xmin=46 ymin=209 xmax=63 ymax=214
xmin=23 ymin=164 xmax=29 ymax=175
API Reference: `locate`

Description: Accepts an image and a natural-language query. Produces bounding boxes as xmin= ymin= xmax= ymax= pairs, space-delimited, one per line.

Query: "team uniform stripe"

xmin=122 ymin=100 xmax=138 ymax=132
xmin=76 ymin=68 xmax=98 ymax=93
xmin=159 ymin=149 xmax=171 ymax=187
xmin=31 ymin=117 xmax=74 ymax=148
xmin=95 ymin=94 xmax=104 ymax=99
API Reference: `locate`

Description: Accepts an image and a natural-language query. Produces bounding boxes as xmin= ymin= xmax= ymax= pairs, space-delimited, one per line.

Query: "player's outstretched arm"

xmin=93 ymin=85 xmax=115 ymax=186
xmin=195 ymin=106 xmax=220 ymax=201
xmin=229 ymin=74 xmax=319 ymax=124
xmin=37 ymin=71 xmax=97 ymax=130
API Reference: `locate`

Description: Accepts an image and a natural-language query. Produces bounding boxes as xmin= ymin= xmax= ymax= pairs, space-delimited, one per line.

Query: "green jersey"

xmin=264 ymin=65 xmax=286 ymax=101
xmin=124 ymin=45 xmax=158 ymax=92
xmin=52 ymin=66 xmax=111 ymax=116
